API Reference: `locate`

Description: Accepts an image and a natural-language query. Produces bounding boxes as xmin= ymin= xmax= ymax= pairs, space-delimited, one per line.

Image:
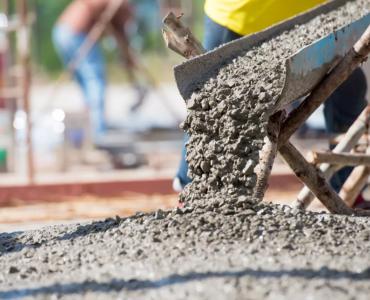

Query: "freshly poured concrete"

xmin=1 ymin=1 xmax=370 ymax=299
xmin=1 ymin=202 xmax=370 ymax=299
xmin=181 ymin=0 xmax=370 ymax=207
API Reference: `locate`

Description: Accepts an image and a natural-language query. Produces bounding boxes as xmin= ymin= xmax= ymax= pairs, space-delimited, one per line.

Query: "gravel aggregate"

xmin=181 ymin=0 xmax=370 ymax=207
xmin=1 ymin=1 xmax=370 ymax=299
xmin=1 ymin=202 xmax=370 ymax=299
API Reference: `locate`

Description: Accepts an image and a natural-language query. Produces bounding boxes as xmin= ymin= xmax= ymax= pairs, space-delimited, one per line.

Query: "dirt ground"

xmin=0 ymin=194 xmax=178 ymax=232
xmin=0 ymin=186 xmax=305 ymax=232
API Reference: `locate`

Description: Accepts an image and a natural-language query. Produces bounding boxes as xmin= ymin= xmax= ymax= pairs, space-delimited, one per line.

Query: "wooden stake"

xmin=339 ymin=166 xmax=370 ymax=207
xmin=279 ymin=142 xmax=353 ymax=214
xmin=253 ymin=111 xmax=285 ymax=201
xmin=17 ymin=0 xmax=34 ymax=184
xmin=339 ymin=123 xmax=370 ymax=207
xmin=293 ymin=105 xmax=370 ymax=209
xmin=162 ymin=12 xmax=205 ymax=59
xmin=309 ymin=151 xmax=370 ymax=166
xmin=280 ymin=143 xmax=370 ymax=216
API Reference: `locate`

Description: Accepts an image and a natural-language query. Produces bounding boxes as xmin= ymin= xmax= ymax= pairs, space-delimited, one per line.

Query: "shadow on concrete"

xmin=0 ymin=217 xmax=123 ymax=255
xmin=0 ymin=232 xmax=27 ymax=255
xmin=56 ymin=216 xmax=123 ymax=241
xmin=1 ymin=266 xmax=370 ymax=298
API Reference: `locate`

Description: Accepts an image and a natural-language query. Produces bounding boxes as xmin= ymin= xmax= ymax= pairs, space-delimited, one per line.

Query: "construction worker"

xmin=174 ymin=0 xmax=368 ymax=207
xmin=52 ymin=0 xmax=134 ymax=143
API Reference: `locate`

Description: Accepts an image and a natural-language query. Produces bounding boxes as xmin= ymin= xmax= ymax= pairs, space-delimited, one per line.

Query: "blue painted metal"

xmin=174 ymin=0 xmax=369 ymax=115
xmin=292 ymin=15 xmax=370 ymax=75
xmin=277 ymin=12 xmax=370 ymax=110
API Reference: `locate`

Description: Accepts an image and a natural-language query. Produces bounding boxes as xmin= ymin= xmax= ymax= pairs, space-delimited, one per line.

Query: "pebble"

xmin=0 ymin=2 xmax=370 ymax=299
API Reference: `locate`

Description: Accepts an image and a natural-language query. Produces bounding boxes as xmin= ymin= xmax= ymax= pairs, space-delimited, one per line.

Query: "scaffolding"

xmin=0 ymin=0 xmax=35 ymax=183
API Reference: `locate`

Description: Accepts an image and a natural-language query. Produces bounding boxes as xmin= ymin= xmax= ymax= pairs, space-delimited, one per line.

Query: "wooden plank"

xmin=339 ymin=165 xmax=370 ymax=207
xmin=279 ymin=142 xmax=353 ymax=214
xmin=309 ymin=151 xmax=370 ymax=166
xmin=294 ymin=106 xmax=370 ymax=209
xmin=17 ymin=0 xmax=34 ymax=184
xmin=162 ymin=12 xmax=205 ymax=59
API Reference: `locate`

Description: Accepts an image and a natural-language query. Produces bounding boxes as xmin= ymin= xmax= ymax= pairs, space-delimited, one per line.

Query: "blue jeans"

xmin=52 ymin=24 xmax=106 ymax=142
xmin=176 ymin=16 xmax=368 ymax=191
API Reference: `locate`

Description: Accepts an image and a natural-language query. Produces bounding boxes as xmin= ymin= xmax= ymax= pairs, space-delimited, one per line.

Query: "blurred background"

xmin=0 ymin=0 xmax=205 ymax=176
xmin=0 ymin=0 xmax=369 ymax=231
xmin=0 ymin=0 xmax=207 ymax=230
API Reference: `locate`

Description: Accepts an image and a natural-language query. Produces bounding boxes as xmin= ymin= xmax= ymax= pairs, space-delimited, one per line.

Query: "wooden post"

xmin=279 ymin=142 xmax=354 ymax=214
xmin=253 ymin=111 xmax=285 ymax=201
xmin=17 ymin=0 xmax=34 ymax=184
xmin=1 ymin=0 xmax=15 ymax=173
xmin=293 ymin=105 xmax=370 ymax=209
xmin=339 ymin=166 xmax=370 ymax=207
xmin=280 ymin=23 xmax=370 ymax=211
xmin=162 ymin=12 xmax=205 ymax=59
xmin=339 ymin=125 xmax=370 ymax=207
xmin=309 ymin=151 xmax=370 ymax=166
xmin=280 ymin=142 xmax=370 ymax=216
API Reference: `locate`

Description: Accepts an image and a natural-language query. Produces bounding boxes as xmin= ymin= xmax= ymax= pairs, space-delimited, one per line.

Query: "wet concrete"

xmin=0 ymin=203 xmax=370 ymax=299
xmin=181 ymin=0 xmax=370 ymax=207
xmin=1 ymin=1 xmax=370 ymax=299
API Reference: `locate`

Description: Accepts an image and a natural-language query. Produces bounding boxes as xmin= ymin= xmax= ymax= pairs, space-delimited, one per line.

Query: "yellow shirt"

xmin=205 ymin=0 xmax=328 ymax=36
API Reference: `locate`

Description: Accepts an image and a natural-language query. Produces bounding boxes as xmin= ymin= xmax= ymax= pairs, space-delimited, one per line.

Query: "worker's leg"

xmin=74 ymin=53 xmax=107 ymax=141
xmin=52 ymin=24 xmax=107 ymax=142
xmin=324 ymin=68 xmax=368 ymax=192
xmin=203 ymin=15 xmax=242 ymax=50
xmin=174 ymin=134 xmax=191 ymax=190
xmin=175 ymin=16 xmax=242 ymax=190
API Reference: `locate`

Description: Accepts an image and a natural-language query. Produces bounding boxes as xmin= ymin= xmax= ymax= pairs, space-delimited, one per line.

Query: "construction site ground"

xmin=0 ymin=137 xmax=349 ymax=232
xmin=1 ymin=178 xmax=369 ymax=299
xmin=1 ymin=111 xmax=370 ymax=299
xmin=0 ymin=29 xmax=370 ymax=298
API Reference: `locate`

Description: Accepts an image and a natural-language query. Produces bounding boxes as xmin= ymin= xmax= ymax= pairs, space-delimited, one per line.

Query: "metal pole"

xmin=17 ymin=0 xmax=34 ymax=184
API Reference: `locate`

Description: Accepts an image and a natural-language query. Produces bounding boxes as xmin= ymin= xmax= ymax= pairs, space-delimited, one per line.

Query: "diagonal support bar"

xmin=276 ymin=25 xmax=370 ymax=214
xmin=340 ymin=165 xmax=370 ymax=207
xmin=254 ymin=111 xmax=285 ymax=201
xmin=293 ymin=105 xmax=370 ymax=209
xmin=339 ymin=132 xmax=370 ymax=208
xmin=280 ymin=142 xmax=370 ymax=216
xmin=279 ymin=142 xmax=354 ymax=214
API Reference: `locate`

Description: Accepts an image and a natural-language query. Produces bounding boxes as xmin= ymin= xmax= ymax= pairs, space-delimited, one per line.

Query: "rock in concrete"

xmin=0 ymin=1 xmax=370 ymax=299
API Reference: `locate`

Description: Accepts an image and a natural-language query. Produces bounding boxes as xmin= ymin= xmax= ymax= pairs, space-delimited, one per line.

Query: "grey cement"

xmin=0 ymin=202 xmax=370 ymax=299
xmin=1 ymin=1 xmax=370 ymax=299
xmin=181 ymin=0 xmax=370 ymax=208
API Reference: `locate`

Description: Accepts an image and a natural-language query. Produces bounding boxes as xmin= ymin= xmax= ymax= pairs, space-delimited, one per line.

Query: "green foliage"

xmin=32 ymin=0 xmax=70 ymax=74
